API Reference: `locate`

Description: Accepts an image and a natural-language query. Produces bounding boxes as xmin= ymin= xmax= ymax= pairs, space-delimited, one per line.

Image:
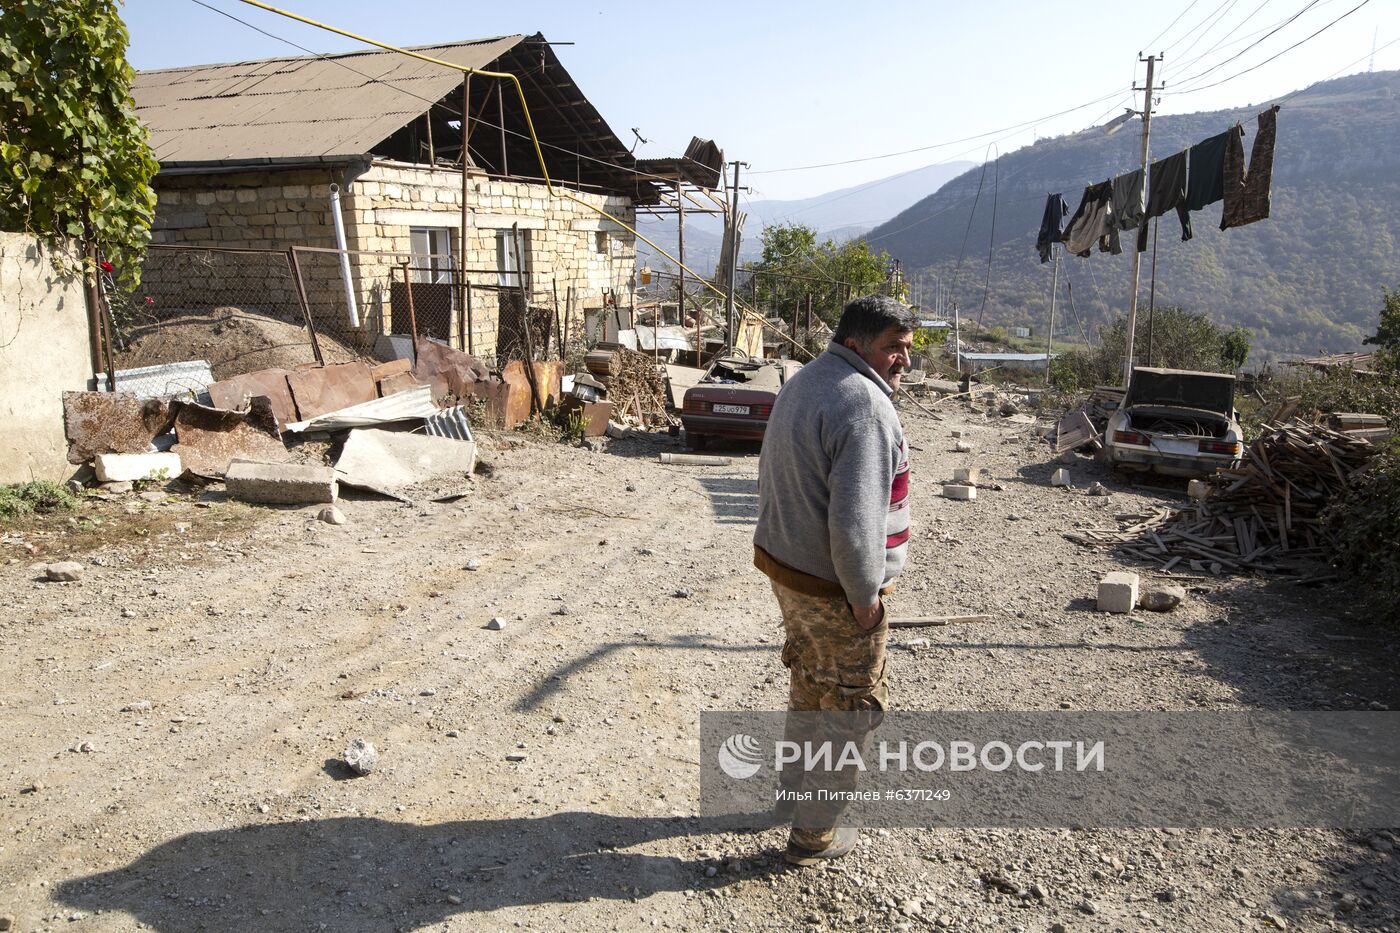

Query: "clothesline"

xmin=1035 ymin=104 xmax=1281 ymax=265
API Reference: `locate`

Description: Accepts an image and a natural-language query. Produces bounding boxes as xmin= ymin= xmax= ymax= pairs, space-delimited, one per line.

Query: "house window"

xmin=496 ymin=229 xmax=530 ymax=288
xmin=594 ymin=230 xmax=608 ymax=254
xmin=409 ymin=227 xmax=454 ymax=284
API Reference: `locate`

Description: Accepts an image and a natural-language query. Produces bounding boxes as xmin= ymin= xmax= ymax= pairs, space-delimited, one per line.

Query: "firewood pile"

xmin=603 ymin=346 xmax=671 ymax=425
xmin=1066 ymin=420 xmax=1379 ymax=575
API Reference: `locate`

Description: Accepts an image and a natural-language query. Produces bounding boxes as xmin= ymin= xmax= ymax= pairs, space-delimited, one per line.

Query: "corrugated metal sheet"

xmin=132 ymin=37 xmax=525 ymax=164
xmin=959 ymin=352 xmax=1057 ymax=363
xmin=423 ymin=406 xmax=474 ymax=442
xmin=285 ymin=384 xmax=438 ymax=432
xmin=96 ymin=360 xmax=215 ymax=401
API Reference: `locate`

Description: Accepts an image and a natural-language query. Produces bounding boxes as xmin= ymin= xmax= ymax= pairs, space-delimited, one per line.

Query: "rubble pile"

xmin=1066 ymin=420 xmax=1379 ymax=575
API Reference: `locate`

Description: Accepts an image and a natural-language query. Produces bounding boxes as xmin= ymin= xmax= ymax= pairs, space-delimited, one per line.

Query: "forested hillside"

xmin=864 ymin=70 xmax=1400 ymax=358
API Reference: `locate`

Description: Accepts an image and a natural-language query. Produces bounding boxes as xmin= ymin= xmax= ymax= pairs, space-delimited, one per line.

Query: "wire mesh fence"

xmin=116 ymin=243 xmax=601 ymax=381
xmin=108 ymin=245 xmax=327 ymax=377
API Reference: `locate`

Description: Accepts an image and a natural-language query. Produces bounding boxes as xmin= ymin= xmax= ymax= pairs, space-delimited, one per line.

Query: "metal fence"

xmin=117 ymin=244 xmax=600 ymax=378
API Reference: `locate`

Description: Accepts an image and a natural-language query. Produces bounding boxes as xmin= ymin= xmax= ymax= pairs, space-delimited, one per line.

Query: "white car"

xmin=1104 ymin=367 xmax=1244 ymax=478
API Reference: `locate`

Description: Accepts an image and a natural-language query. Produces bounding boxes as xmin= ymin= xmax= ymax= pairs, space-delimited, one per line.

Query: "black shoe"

xmin=784 ymin=827 xmax=859 ymax=866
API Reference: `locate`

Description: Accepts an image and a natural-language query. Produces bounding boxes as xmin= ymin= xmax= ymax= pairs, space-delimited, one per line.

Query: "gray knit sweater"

xmin=753 ymin=342 xmax=910 ymax=608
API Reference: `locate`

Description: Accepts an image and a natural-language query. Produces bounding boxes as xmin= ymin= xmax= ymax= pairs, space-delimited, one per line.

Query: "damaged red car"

xmin=681 ymin=353 xmax=802 ymax=449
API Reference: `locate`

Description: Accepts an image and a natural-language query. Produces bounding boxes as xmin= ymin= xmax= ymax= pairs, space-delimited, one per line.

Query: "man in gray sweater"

xmin=753 ymin=295 xmax=913 ymax=865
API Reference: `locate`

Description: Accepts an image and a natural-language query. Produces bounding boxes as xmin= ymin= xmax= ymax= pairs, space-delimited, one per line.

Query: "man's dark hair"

xmin=832 ymin=295 xmax=916 ymax=348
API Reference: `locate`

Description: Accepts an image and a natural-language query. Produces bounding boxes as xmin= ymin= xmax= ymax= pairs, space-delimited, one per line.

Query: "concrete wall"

xmin=145 ymin=161 xmax=638 ymax=362
xmin=0 ymin=233 xmax=91 ymax=483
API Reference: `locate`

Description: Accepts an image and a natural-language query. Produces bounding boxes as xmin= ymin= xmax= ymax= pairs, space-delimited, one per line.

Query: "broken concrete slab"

xmin=207 ymin=369 xmax=297 ymax=430
xmin=952 ymin=467 xmax=983 ymax=484
xmin=334 ymin=428 xmax=478 ymax=498
xmin=94 ymin=451 xmax=182 ymax=483
xmin=1097 ymin=572 xmax=1140 ymax=614
xmin=1051 ymin=468 xmax=1072 ymax=487
xmin=285 ymin=362 xmax=376 ymax=421
xmin=62 ymin=391 xmax=175 ymax=464
xmin=225 ymin=459 xmax=337 ymax=505
xmin=1139 ymin=583 xmax=1186 ymax=612
xmin=942 ymin=484 xmax=976 ymax=501
xmin=1187 ymin=479 xmax=1210 ymax=500
xmin=285 ymin=384 xmax=436 ymax=433
xmin=170 ymin=397 xmax=288 ymax=478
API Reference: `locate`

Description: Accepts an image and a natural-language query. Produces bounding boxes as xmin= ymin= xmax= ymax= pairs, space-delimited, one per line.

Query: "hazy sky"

xmin=122 ymin=0 xmax=1398 ymax=202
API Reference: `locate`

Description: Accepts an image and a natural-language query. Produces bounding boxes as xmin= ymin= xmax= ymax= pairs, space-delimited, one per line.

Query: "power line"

xmin=1143 ymin=0 xmax=1204 ymax=53
xmin=1173 ymin=0 xmax=1246 ymax=62
xmin=747 ymin=86 xmax=1133 ymax=176
xmin=1165 ymin=0 xmax=1374 ymax=95
xmin=185 ymin=0 xmax=692 ymax=188
xmin=1166 ymin=0 xmax=1324 ymax=92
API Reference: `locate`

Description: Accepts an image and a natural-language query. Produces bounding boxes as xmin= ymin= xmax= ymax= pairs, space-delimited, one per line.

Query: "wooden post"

xmin=510 ymin=223 xmax=543 ymax=415
xmin=287 ymin=247 xmax=324 ymax=365
xmin=399 ymin=260 xmax=419 ymax=364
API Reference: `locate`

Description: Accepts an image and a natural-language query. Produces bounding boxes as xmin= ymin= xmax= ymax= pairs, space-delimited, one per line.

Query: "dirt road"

xmin=2 ymin=403 xmax=1397 ymax=932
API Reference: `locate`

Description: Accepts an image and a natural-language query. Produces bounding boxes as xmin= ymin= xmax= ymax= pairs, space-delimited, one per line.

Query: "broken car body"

xmin=1104 ymin=367 xmax=1243 ymax=477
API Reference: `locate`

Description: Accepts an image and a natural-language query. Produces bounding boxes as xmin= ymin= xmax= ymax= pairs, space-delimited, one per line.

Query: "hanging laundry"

xmin=1136 ymin=149 xmax=1187 ymax=252
xmin=1222 ymin=105 xmax=1279 ymax=230
xmin=1109 ymin=169 xmax=1144 ymax=234
xmin=1221 ymin=123 xmax=1247 ymax=228
xmin=1166 ymin=131 xmax=1231 ymax=244
xmin=1062 ymin=181 xmax=1120 ymax=258
xmin=1036 ymin=193 xmax=1069 ymax=264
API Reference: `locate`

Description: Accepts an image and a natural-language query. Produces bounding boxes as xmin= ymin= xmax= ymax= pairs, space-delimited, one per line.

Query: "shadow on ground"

xmin=56 ymin=812 xmax=778 ymax=932
xmin=1181 ymin=576 xmax=1400 ymax=928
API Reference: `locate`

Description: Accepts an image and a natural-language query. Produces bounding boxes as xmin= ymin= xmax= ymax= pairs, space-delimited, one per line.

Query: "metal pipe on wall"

xmin=327 ymin=183 xmax=361 ymax=328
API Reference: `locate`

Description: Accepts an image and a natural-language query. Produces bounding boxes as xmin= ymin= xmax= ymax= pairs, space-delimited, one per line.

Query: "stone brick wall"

xmin=145 ymin=161 xmax=638 ymax=363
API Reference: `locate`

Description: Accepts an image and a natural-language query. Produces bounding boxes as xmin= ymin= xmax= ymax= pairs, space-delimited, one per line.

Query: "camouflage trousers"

xmin=770 ymin=581 xmax=889 ymax=847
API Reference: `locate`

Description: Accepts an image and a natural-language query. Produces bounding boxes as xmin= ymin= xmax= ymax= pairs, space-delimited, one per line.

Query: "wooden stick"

xmin=889 ymin=615 xmax=992 ymax=628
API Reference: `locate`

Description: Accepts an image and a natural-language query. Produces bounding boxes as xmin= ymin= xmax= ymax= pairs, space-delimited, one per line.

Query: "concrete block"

xmin=1051 ymin=468 xmax=1072 ymax=487
xmin=1097 ymin=572 xmax=1140 ymax=614
xmin=226 ymin=459 xmax=337 ymax=505
xmin=1187 ymin=479 xmax=1209 ymax=500
xmin=952 ymin=467 xmax=982 ymax=485
xmin=942 ymin=484 xmax=976 ymax=501
xmin=94 ymin=451 xmax=182 ymax=483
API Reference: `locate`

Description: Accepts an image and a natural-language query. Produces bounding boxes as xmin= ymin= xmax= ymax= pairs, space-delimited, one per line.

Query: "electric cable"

xmin=1165 ymin=0 xmax=1373 ymax=95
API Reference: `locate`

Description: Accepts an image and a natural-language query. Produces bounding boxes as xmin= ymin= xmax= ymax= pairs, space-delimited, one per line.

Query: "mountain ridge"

xmin=863 ymin=70 xmax=1400 ymax=358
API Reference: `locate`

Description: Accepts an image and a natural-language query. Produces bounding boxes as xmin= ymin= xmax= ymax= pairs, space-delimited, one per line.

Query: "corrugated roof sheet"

xmin=132 ymin=37 xmax=526 ymax=165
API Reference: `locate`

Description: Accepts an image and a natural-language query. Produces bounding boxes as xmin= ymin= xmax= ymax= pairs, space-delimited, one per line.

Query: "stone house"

xmin=131 ymin=35 xmax=705 ymax=363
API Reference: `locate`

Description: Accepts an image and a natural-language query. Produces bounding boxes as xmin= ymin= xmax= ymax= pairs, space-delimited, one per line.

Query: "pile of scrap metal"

xmin=60 ymin=337 xmax=515 ymax=505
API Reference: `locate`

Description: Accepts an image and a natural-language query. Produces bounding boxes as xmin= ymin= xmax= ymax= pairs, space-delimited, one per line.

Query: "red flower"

xmin=99 ymin=260 xmax=114 ymax=272
xmin=144 ymin=296 xmax=155 ymax=306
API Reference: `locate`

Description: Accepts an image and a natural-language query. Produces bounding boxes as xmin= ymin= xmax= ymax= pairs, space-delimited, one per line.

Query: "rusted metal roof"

xmin=132 ymin=37 xmax=527 ymax=165
xmin=1288 ymin=351 xmax=1378 ymax=374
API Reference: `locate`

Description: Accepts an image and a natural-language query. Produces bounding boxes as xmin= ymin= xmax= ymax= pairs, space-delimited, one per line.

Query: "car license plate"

xmin=713 ymin=403 xmax=750 ymax=415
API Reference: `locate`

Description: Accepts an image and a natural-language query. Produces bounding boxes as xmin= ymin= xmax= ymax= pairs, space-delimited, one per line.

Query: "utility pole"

xmin=952 ymin=300 xmax=962 ymax=373
xmin=1122 ymin=53 xmax=1158 ymax=387
xmin=724 ymin=160 xmax=746 ymax=350
xmin=1044 ymin=247 xmax=1060 ymax=387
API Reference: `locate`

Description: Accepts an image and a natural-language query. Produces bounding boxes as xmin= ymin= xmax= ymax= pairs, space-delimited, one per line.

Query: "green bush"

xmin=0 ymin=480 xmax=77 ymax=521
xmin=1324 ymin=443 xmax=1400 ymax=625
